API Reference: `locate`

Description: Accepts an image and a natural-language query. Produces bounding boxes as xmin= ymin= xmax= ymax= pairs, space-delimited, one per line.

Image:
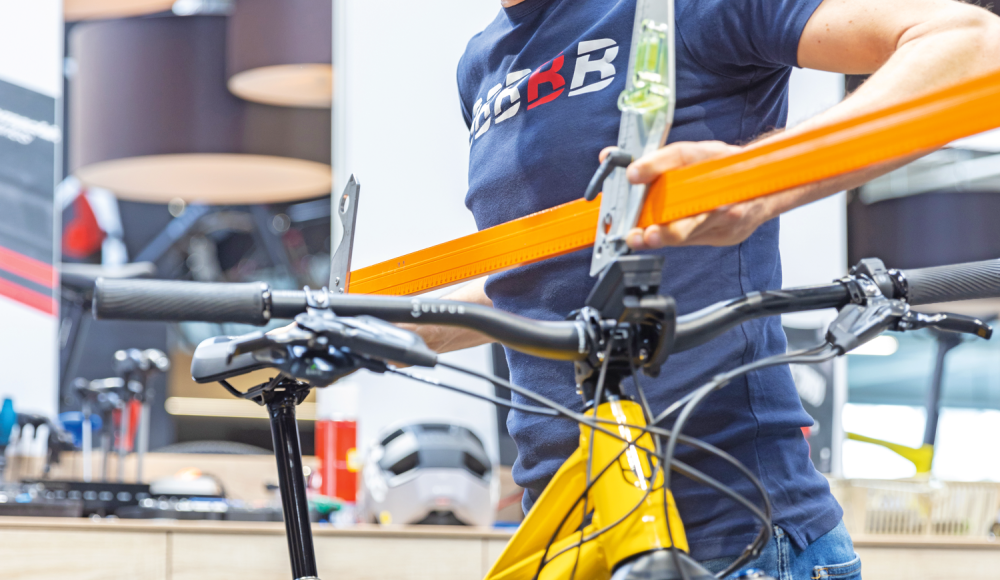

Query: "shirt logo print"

xmin=469 ymin=38 xmax=620 ymax=143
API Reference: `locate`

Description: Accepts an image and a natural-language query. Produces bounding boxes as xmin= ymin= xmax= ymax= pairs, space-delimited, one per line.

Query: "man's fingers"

xmin=660 ymin=213 xmax=711 ymax=245
xmin=624 ymin=198 xmax=771 ymax=249
xmin=598 ymin=146 xmax=617 ymax=163
xmin=625 ymin=213 xmax=713 ymax=249
xmin=626 ymin=227 xmax=646 ymax=249
xmin=626 ymin=144 xmax=687 ymax=184
xmin=643 ymin=225 xmax=664 ymax=248
xmin=627 ymin=141 xmax=740 ymax=184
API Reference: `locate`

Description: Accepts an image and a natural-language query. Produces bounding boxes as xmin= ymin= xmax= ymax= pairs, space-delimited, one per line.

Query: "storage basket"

xmin=831 ymin=478 xmax=1000 ymax=537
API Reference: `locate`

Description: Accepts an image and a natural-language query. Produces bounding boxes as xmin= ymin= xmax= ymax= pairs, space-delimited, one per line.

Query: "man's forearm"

xmin=763 ymin=0 xmax=1000 ymax=217
xmin=756 ymin=158 xmax=910 ymax=220
xmin=799 ymin=0 xmax=1000 ymax=107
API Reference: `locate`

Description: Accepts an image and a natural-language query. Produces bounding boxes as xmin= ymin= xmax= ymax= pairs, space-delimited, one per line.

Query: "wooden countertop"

xmin=2 ymin=517 xmax=998 ymax=580
xmin=2 ymin=516 xmax=997 ymax=547
xmin=850 ymin=533 xmax=1000 ymax=549
xmin=0 ymin=516 xmax=515 ymax=539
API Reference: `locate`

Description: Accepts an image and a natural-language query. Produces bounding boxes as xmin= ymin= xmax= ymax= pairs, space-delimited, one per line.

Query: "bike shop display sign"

xmin=0 ymin=76 xmax=59 ymax=313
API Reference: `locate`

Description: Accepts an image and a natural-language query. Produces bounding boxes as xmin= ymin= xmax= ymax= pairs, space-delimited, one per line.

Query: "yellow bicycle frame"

xmin=846 ymin=432 xmax=935 ymax=475
xmin=485 ymin=399 xmax=687 ymax=580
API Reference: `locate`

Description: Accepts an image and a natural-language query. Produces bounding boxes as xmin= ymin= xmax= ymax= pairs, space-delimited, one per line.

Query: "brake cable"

xmin=660 ymin=346 xmax=840 ymax=577
xmin=440 ymin=356 xmax=776 ymax=580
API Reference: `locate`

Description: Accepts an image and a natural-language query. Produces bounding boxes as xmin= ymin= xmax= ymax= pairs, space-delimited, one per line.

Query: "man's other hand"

xmin=599 ymin=142 xmax=774 ymax=250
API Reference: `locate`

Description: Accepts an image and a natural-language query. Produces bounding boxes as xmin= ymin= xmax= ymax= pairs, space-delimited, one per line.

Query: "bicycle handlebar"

xmin=92 ymin=281 xmax=849 ymax=360
xmin=94 ymin=278 xmax=272 ymax=325
xmin=901 ymin=258 xmax=1000 ymax=306
xmin=672 ymin=284 xmax=851 ymax=352
xmin=94 ymin=278 xmax=588 ymax=361
xmin=93 ymin=257 xmax=1000 ymax=361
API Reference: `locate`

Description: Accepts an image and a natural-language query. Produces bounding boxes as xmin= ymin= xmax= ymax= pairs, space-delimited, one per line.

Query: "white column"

xmin=333 ymin=1 xmax=503 ymax=464
xmin=783 ymin=68 xmax=848 ymax=475
xmin=781 ymin=68 xmax=847 ymax=308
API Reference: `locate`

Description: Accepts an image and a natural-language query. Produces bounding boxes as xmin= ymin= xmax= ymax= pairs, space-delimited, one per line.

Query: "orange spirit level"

xmin=349 ymin=68 xmax=1000 ymax=296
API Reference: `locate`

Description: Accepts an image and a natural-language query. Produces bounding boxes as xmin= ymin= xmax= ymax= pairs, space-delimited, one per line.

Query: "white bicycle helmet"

xmin=360 ymin=422 xmax=497 ymax=526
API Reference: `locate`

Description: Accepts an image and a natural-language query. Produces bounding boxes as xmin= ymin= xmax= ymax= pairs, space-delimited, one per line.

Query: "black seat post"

xmin=263 ymin=380 xmax=320 ymax=580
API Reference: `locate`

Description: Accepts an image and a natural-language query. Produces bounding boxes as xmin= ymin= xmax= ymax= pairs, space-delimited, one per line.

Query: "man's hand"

xmin=603 ymin=142 xmax=780 ymax=250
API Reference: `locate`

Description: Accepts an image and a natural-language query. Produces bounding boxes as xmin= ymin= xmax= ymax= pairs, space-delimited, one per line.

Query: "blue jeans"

xmin=700 ymin=521 xmax=861 ymax=580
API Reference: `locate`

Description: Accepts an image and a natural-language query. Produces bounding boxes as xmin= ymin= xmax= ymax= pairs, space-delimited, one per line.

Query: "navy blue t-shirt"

xmin=457 ymin=0 xmax=841 ymax=561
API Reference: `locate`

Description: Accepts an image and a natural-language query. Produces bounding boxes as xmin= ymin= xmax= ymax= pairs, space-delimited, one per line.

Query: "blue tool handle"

xmin=0 ymin=398 xmax=15 ymax=446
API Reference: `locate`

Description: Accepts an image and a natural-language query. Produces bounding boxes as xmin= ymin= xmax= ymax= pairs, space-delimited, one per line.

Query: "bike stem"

xmin=575 ymin=254 xmax=676 ymax=407
xmin=263 ymin=380 xmax=321 ymax=580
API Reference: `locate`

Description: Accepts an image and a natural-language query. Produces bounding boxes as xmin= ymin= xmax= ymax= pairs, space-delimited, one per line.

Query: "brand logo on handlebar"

xmin=410 ymin=298 xmax=467 ymax=318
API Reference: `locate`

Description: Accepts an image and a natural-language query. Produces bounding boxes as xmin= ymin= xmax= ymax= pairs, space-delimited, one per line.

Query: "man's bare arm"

xmin=401 ymin=277 xmax=494 ymax=353
xmin=625 ymin=0 xmax=1000 ymax=250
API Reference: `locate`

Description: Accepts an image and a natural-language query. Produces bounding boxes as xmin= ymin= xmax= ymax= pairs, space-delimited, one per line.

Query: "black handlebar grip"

xmin=901 ymin=259 xmax=1000 ymax=306
xmin=94 ymin=279 xmax=272 ymax=325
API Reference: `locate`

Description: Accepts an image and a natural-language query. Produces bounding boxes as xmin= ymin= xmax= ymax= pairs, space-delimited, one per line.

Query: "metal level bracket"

xmin=329 ymin=174 xmax=361 ymax=293
xmin=590 ymin=0 xmax=676 ymax=276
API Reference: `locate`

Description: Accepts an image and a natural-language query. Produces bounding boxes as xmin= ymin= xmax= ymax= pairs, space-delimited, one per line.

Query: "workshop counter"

xmin=0 ymin=517 xmax=998 ymax=580
xmin=0 ymin=517 xmax=512 ymax=580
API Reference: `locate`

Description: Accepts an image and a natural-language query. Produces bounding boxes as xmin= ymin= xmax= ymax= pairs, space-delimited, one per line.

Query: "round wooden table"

xmin=229 ymin=64 xmax=332 ymax=109
xmin=75 ymin=153 xmax=333 ymax=205
xmin=64 ymin=0 xmax=175 ymax=21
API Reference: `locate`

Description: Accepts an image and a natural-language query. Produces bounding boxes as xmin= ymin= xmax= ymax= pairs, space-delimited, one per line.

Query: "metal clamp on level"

xmin=589 ymin=0 xmax=677 ymax=276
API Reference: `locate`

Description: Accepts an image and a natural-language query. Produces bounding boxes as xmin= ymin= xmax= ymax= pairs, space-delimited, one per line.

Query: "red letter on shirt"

xmin=527 ymin=55 xmax=565 ymax=110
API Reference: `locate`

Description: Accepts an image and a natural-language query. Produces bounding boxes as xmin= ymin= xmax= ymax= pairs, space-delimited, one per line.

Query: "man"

xmin=414 ymin=0 xmax=1000 ymax=577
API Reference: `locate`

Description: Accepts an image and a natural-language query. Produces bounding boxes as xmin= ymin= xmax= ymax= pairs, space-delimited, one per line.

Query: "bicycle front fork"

xmin=265 ymin=381 xmax=321 ymax=580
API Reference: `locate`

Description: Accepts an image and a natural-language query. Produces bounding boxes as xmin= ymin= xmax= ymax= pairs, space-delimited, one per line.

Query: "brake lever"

xmin=293 ymin=312 xmax=438 ymax=368
xmin=826 ymin=299 xmax=909 ymax=354
xmin=225 ymin=325 xmax=317 ymax=363
xmin=226 ymin=332 xmax=270 ymax=363
xmin=203 ymin=299 xmax=437 ymax=390
xmin=895 ymin=311 xmax=993 ymax=339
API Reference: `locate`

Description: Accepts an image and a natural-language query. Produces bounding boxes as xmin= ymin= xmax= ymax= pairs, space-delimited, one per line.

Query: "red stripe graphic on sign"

xmin=0 ymin=276 xmax=56 ymax=315
xmin=0 ymin=245 xmax=56 ymax=288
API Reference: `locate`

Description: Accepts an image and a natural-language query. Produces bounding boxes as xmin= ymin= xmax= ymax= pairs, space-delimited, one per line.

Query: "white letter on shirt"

xmin=569 ymin=39 xmax=618 ymax=97
xmin=495 ymin=69 xmax=531 ymax=124
xmin=469 ymin=98 xmax=484 ymax=142
xmin=473 ymin=83 xmax=503 ymax=139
